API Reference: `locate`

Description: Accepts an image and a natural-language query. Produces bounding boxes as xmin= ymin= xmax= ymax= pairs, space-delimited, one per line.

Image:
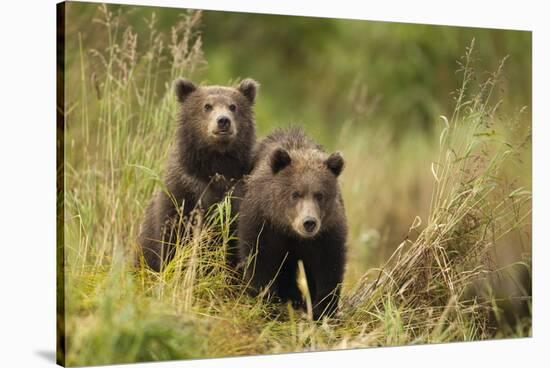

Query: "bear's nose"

xmin=303 ymin=217 xmax=317 ymax=233
xmin=217 ymin=116 xmax=231 ymax=130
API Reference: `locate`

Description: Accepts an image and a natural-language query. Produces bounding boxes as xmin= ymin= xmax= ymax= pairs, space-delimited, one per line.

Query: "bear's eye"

xmin=291 ymin=191 xmax=301 ymax=200
xmin=314 ymin=192 xmax=324 ymax=202
xmin=229 ymin=104 xmax=237 ymax=112
xmin=204 ymin=103 xmax=213 ymax=112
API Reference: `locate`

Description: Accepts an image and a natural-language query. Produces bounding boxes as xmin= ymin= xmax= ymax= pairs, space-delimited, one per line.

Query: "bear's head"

xmin=267 ymin=147 xmax=344 ymax=238
xmin=174 ymin=78 xmax=259 ymax=152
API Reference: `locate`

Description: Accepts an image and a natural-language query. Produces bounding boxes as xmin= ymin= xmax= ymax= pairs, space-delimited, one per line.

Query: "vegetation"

xmin=59 ymin=4 xmax=531 ymax=366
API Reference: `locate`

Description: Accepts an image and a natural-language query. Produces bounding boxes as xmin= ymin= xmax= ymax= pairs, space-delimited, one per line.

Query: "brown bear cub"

xmin=238 ymin=127 xmax=347 ymax=320
xmin=138 ymin=78 xmax=259 ymax=271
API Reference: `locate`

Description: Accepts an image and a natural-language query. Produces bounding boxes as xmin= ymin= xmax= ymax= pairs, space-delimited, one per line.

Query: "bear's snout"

xmin=216 ymin=115 xmax=231 ymax=132
xmin=303 ymin=217 xmax=318 ymax=233
xmin=292 ymin=198 xmax=321 ymax=238
xmin=207 ymin=108 xmax=237 ymax=140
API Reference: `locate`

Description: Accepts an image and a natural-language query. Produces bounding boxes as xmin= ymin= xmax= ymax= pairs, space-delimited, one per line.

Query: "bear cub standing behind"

xmin=238 ymin=127 xmax=347 ymax=320
xmin=139 ymin=78 xmax=259 ymax=271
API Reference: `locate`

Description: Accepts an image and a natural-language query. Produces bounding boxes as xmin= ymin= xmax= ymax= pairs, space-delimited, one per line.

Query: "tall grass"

xmin=60 ymin=5 xmax=531 ymax=366
xmin=341 ymin=40 xmax=531 ymax=342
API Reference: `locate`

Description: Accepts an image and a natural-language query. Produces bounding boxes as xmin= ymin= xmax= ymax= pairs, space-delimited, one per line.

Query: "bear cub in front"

xmin=238 ymin=127 xmax=347 ymax=320
xmin=139 ymin=78 xmax=259 ymax=271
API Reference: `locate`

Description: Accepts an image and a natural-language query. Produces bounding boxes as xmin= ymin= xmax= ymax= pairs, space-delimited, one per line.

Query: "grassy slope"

xmin=61 ymin=6 xmax=531 ymax=366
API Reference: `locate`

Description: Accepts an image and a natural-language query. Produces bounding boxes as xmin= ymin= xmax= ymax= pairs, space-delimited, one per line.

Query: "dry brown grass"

xmin=341 ymin=41 xmax=531 ymax=342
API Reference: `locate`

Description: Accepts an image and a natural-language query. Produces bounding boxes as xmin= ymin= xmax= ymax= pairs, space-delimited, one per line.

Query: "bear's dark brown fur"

xmin=238 ymin=127 xmax=347 ymax=320
xmin=138 ymin=78 xmax=259 ymax=271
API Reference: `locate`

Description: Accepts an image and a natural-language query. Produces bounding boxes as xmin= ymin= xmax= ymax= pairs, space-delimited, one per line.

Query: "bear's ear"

xmin=238 ymin=78 xmax=259 ymax=104
xmin=270 ymin=148 xmax=291 ymax=174
xmin=325 ymin=152 xmax=344 ymax=177
xmin=174 ymin=78 xmax=197 ymax=103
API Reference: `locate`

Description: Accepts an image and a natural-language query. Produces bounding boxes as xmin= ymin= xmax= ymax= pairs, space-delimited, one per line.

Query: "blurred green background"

xmin=65 ymin=2 xmax=531 ymax=148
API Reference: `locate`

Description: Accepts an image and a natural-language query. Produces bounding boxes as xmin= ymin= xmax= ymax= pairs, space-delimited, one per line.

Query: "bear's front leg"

xmin=240 ymin=227 xmax=289 ymax=298
xmin=275 ymin=258 xmax=305 ymax=310
xmin=303 ymin=236 xmax=345 ymax=320
xmin=244 ymin=248 xmax=289 ymax=298
xmin=311 ymin=280 xmax=341 ymax=321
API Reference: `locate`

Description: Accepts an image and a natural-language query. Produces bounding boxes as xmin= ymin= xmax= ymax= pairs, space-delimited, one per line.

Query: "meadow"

xmin=58 ymin=4 xmax=532 ymax=365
